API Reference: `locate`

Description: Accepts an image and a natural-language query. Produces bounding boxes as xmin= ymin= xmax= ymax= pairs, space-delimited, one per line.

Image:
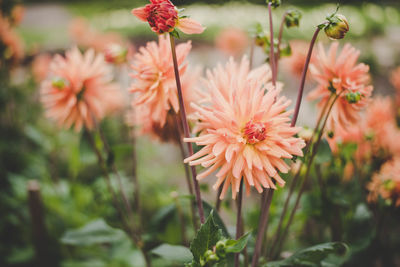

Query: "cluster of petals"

xmin=131 ymin=0 xmax=204 ymax=35
xmin=129 ymin=66 xmax=203 ymax=142
xmin=215 ymin=27 xmax=249 ymax=57
xmin=40 ymin=47 xmax=122 ymax=131
xmin=184 ymin=57 xmax=305 ymax=199
xmin=367 ymin=158 xmax=400 ymax=207
xmin=327 ymin=96 xmax=400 ymax=162
xmin=128 ymin=34 xmax=202 ymax=136
xmin=308 ymin=42 xmax=373 ymax=132
xmin=0 ymin=12 xmax=24 ymax=65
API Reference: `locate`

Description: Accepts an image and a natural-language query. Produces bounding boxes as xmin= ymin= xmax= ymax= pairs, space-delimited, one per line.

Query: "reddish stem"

xmin=169 ymin=34 xmax=205 ymax=224
xmin=268 ymin=3 xmax=277 ymax=86
xmin=234 ymin=181 xmax=244 ymax=267
xmin=251 ymin=189 xmax=274 ymax=267
xmin=291 ymin=26 xmax=323 ymax=127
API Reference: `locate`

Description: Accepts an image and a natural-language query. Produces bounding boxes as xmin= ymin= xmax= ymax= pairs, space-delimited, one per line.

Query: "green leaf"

xmin=225 ymin=232 xmax=251 ymax=253
xmin=266 ymin=242 xmax=348 ymax=267
xmin=190 ymin=211 xmax=223 ymax=263
xmin=170 ymin=29 xmax=180 ymax=39
xmin=152 ymin=244 xmax=193 ymax=263
xmin=202 ymin=201 xmax=230 ymax=237
xmin=61 ymin=219 xmax=126 ymax=246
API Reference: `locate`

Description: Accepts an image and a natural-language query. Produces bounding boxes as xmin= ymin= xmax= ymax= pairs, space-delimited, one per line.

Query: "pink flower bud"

xmin=132 ymin=0 xmax=178 ymax=34
xmin=131 ymin=0 xmax=204 ymax=35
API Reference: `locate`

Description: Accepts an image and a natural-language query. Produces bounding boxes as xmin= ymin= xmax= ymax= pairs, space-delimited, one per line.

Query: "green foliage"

xmin=266 ymin=242 xmax=349 ymax=267
xmin=187 ymin=212 xmax=250 ymax=267
xmin=61 ymin=219 xmax=126 ymax=246
xmin=189 ymin=211 xmax=224 ymax=264
xmin=151 ymin=244 xmax=193 ymax=263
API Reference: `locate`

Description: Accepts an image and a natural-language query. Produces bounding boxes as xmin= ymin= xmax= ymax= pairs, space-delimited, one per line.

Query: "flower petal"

xmin=131 ymin=7 xmax=148 ymax=22
xmin=177 ymin=18 xmax=205 ymax=34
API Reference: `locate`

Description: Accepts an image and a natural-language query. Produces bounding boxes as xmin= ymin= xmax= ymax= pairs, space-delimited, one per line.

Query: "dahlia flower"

xmin=367 ymin=158 xmax=400 ymax=207
xmin=0 ymin=13 xmax=24 ymax=65
xmin=40 ymin=47 xmax=122 ymax=131
xmin=308 ymin=42 xmax=373 ymax=132
xmin=215 ymin=27 xmax=249 ymax=57
xmin=327 ymin=96 xmax=400 ymax=162
xmin=129 ymin=66 xmax=203 ymax=142
xmin=131 ymin=0 xmax=204 ymax=35
xmin=184 ymin=58 xmax=306 ymax=199
xmin=129 ymin=35 xmax=200 ymax=130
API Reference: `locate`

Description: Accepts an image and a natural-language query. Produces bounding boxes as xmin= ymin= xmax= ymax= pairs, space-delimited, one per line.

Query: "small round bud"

xmin=215 ymin=240 xmax=227 ymax=258
xmin=298 ymin=127 xmax=313 ymax=142
xmin=285 ymin=10 xmax=302 ymax=28
xmin=345 ymin=92 xmax=361 ymax=104
xmin=324 ymin=14 xmax=349 ymax=40
xmin=327 ymin=131 xmax=334 ymax=138
xmin=267 ymin=0 xmax=281 ymax=8
xmin=104 ymin=44 xmax=128 ymax=64
xmin=51 ymin=77 xmax=68 ymax=90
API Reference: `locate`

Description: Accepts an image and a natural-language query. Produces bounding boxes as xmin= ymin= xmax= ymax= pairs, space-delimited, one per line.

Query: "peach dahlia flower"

xmin=129 ymin=35 xmax=199 ymax=129
xmin=327 ymin=96 xmax=400 ymax=163
xmin=0 ymin=13 xmax=24 ymax=65
xmin=367 ymin=158 xmax=400 ymax=207
xmin=130 ymin=66 xmax=203 ymax=142
xmin=40 ymin=47 xmax=122 ymax=131
xmin=131 ymin=0 xmax=204 ymax=35
xmin=184 ymin=58 xmax=306 ymax=199
xmin=308 ymin=42 xmax=373 ymax=132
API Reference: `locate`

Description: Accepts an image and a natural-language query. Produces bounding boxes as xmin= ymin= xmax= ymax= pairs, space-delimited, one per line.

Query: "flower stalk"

xmin=291 ymin=25 xmax=324 ymax=127
xmin=234 ymin=180 xmax=244 ymax=267
xmin=268 ymin=2 xmax=277 ymax=86
xmin=169 ymin=34 xmax=205 ymax=224
xmin=251 ymin=189 xmax=274 ymax=267
xmin=272 ymin=93 xmax=340 ymax=259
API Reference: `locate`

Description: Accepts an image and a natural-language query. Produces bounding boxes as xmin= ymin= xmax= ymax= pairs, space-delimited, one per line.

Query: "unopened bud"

xmin=345 ymin=92 xmax=361 ymax=104
xmin=104 ymin=44 xmax=128 ymax=64
xmin=285 ymin=10 xmax=301 ymax=28
xmin=51 ymin=77 xmax=68 ymax=89
xmin=324 ymin=14 xmax=349 ymax=40
xmin=267 ymin=0 xmax=281 ymax=8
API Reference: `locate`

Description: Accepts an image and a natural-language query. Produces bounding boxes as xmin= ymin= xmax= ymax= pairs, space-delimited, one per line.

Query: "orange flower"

xmin=184 ymin=58 xmax=305 ymax=199
xmin=131 ymin=0 xmax=204 ymax=35
xmin=308 ymin=42 xmax=373 ymax=132
xmin=129 ymin=66 xmax=203 ymax=142
xmin=40 ymin=47 xmax=122 ymax=131
xmin=215 ymin=27 xmax=249 ymax=57
xmin=327 ymin=96 xmax=400 ymax=162
xmin=0 ymin=13 xmax=24 ymax=65
xmin=367 ymin=158 xmax=400 ymax=207
xmin=129 ymin=35 xmax=199 ymax=129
